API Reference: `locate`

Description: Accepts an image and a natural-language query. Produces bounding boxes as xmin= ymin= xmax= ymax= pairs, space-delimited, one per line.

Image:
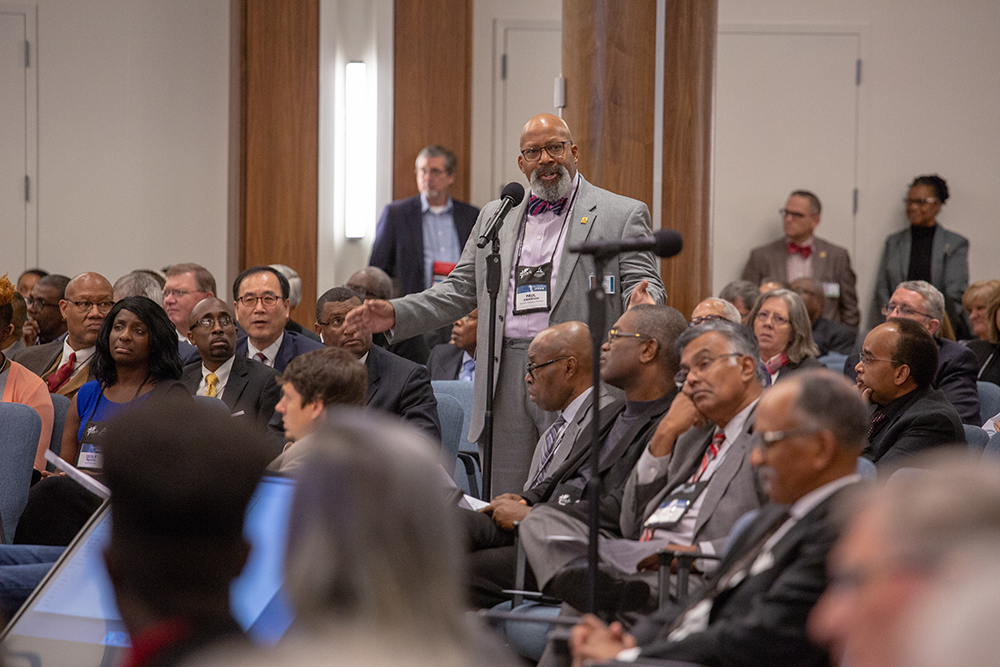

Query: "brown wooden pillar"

xmin=392 ymin=0 xmax=473 ymax=202
xmin=232 ymin=0 xmax=319 ymax=327
xmin=562 ymin=0 xmax=716 ymax=317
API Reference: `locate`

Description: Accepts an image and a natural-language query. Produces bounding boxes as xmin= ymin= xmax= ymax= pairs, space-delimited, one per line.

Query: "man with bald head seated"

xmin=348 ymin=267 xmax=432 ymax=364
xmin=180 ymin=297 xmax=282 ymax=435
xmin=346 ymin=112 xmax=666 ymax=494
xmin=689 ymin=297 xmax=741 ymax=326
xmin=21 ymin=273 xmax=69 ymax=347
xmin=13 ymin=272 xmax=114 ymax=398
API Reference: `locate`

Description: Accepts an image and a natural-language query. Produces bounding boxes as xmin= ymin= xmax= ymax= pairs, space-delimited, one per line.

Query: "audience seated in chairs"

xmin=568 ymin=369 xmax=865 ymax=667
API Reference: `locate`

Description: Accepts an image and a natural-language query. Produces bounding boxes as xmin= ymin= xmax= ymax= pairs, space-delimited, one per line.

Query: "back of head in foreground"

xmin=102 ymin=396 xmax=272 ymax=636
xmin=278 ymin=410 xmax=512 ymax=666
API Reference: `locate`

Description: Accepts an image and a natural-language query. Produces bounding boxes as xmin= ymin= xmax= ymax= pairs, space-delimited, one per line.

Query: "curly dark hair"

xmin=92 ymin=296 xmax=183 ymax=387
xmin=910 ymin=174 xmax=949 ymax=203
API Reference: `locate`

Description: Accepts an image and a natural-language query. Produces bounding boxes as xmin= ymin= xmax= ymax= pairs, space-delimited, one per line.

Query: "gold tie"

xmin=205 ymin=372 xmax=219 ymax=398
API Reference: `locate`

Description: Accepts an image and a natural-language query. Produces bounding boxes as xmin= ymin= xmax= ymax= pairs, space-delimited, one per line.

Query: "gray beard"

xmin=529 ymin=165 xmax=572 ymax=202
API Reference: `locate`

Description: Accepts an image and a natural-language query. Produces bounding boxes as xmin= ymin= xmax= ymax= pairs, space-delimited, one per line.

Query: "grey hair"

xmin=853 ymin=453 xmax=1000 ymax=570
xmin=676 ymin=318 xmax=765 ymax=384
xmin=748 ymin=288 xmax=820 ymax=363
xmin=270 ymin=264 xmax=303 ymax=308
xmin=114 ymin=270 xmax=164 ymax=303
xmin=284 ymin=410 xmax=469 ymax=645
xmin=697 ymin=298 xmax=742 ymax=324
xmin=719 ymin=280 xmax=760 ymax=312
xmin=416 ymin=145 xmax=457 ymax=176
xmin=896 ymin=280 xmax=945 ymax=321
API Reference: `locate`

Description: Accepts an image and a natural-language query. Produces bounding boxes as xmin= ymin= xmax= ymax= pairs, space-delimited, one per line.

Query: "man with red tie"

xmin=742 ymin=190 xmax=859 ymax=328
xmin=13 ymin=272 xmax=114 ymax=399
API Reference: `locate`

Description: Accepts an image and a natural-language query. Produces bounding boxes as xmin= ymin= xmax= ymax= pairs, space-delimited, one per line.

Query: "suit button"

xmin=499 ymin=315 xmax=504 ymax=321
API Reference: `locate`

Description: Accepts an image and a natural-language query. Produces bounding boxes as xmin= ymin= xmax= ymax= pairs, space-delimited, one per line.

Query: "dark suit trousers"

xmin=462 ymin=507 xmax=538 ymax=609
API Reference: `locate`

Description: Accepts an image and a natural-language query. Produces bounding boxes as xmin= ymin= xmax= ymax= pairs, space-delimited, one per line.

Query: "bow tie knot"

xmin=527 ymin=194 xmax=568 ymax=217
xmin=787 ymin=241 xmax=812 ymax=259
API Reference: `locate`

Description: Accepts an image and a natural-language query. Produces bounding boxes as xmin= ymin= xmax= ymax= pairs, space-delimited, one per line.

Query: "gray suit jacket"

xmin=871 ymin=223 xmax=969 ymax=326
xmin=392 ymin=176 xmax=666 ymax=441
xmin=742 ymin=236 xmax=859 ymax=327
xmin=523 ymin=384 xmax=611 ymax=491
xmin=620 ymin=408 xmax=766 ymax=554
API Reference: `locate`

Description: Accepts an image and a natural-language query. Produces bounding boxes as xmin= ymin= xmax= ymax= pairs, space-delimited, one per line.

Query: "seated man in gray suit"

xmin=520 ymin=319 xmax=768 ymax=612
xmin=181 ymin=297 xmax=282 ymax=439
xmin=13 ymin=272 xmax=113 ymax=399
xmin=571 ymin=369 xmax=865 ymax=667
xmin=742 ymin=190 xmax=859 ymax=327
xmin=426 ymin=309 xmax=478 ymax=381
xmin=464 ymin=304 xmax=687 ymax=608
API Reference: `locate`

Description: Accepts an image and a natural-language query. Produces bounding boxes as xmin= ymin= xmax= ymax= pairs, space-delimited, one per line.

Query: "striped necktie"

xmin=531 ymin=415 xmax=567 ymax=487
xmin=691 ymin=432 xmax=725 ymax=482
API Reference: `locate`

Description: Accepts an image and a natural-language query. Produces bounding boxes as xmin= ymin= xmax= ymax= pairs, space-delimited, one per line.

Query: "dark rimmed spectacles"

xmin=526 ymin=356 xmax=570 ymax=379
xmin=520 ymin=141 xmax=571 ymax=162
xmin=193 ymin=315 xmax=235 ymax=330
xmin=237 ymin=293 xmax=280 ymax=308
xmin=67 ymin=300 xmax=114 ymax=314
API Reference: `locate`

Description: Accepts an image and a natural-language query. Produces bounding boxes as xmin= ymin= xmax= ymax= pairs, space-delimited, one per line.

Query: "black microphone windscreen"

xmin=500 ymin=182 xmax=525 ymax=206
xmin=652 ymin=229 xmax=684 ymax=258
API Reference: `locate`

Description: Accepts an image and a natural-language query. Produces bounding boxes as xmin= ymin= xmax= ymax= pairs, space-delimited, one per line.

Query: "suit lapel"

xmin=365 ymin=347 xmax=382 ymax=405
xmin=57 ymin=360 xmax=93 ymax=397
xmin=692 ymin=412 xmax=756 ymax=537
xmin=498 ymin=199 xmax=528 ymax=317
xmin=811 ymin=238 xmax=829 ymax=282
xmin=895 ymin=231 xmax=912 ymax=284
xmin=930 ymin=225 xmax=950 ymax=289
xmin=223 ymin=356 xmax=251 ymax=410
xmin=552 ymin=177 xmax=598 ymax=312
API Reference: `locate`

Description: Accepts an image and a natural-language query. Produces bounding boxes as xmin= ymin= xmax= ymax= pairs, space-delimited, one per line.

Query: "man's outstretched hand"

xmin=343 ymin=299 xmax=396 ymax=336
xmin=627 ymin=280 xmax=656 ymax=309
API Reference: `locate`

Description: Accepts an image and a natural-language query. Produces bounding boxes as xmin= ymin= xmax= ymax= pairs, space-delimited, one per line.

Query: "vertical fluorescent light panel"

xmin=344 ymin=61 xmax=370 ymax=239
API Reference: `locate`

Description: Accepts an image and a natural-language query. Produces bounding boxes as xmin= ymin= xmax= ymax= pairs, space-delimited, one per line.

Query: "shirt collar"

xmin=62 ymin=338 xmax=96 ymax=367
xmin=420 ymin=192 xmax=454 ymax=214
xmin=721 ymin=398 xmax=759 ymax=444
xmin=203 ymin=355 xmax=235 ymax=388
xmin=247 ymin=331 xmax=284 ymax=363
xmin=560 ymin=385 xmax=594 ymax=425
xmin=788 ymin=474 xmax=861 ymax=520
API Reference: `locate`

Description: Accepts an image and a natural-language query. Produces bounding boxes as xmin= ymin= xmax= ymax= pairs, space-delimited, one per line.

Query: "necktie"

xmin=254 ymin=352 xmax=268 ymax=365
xmin=787 ymin=241 xmax=812 ymax=259
xmin=205 ymin=373 xmax=219 ymax=398
xmin=868 ymin=407 xmax=887 ymax=439
xmin=460 ymin=357 xmax=475 ymax=382
xmin=691 ymin=432 xmax=725 ymax=482
xmin=531 ymin=415 xmax=567 ymax=487
xmin=527 ymin=194 xmax=568 ymax=217
xmin=46 ymin=352 xmax=77 ymax=392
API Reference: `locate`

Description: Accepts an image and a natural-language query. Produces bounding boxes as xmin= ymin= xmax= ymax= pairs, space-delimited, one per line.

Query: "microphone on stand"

xmin=569 ymin=229 xmax=683 ymax=259
xmin=478 ymin=182 xmax=526 ymax=248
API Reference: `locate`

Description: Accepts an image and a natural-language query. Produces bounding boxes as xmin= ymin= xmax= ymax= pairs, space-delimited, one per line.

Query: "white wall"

xmin=717 ymin=0 xmax=1000 ymax=326
xmin=32 ymin=0 xmax=230 ymax=287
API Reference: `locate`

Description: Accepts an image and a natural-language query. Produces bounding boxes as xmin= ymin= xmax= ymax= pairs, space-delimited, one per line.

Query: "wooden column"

xmin=660 ymin=0 xmax=716 ymax=318
xmin=562 ymin=0 xmax=716 ymax=317
xmin=392 ymin=0 xmax=473 ymax=202
xmin=233 ymin=0 xmax=319 ymax=327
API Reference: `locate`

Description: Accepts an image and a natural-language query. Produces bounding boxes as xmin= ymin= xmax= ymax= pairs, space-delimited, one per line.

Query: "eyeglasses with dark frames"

xmin=526 ymin=356 xmax=571 ymax=379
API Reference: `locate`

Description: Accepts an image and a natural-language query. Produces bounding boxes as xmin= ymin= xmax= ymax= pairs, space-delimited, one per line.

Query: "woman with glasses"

xmin=871 ymin=174 xmax=970 ymax=337
xmin=15 ymin=296 xmax=188 ymax=545
xmin=747 ymin=288 xmax=822 ymax=384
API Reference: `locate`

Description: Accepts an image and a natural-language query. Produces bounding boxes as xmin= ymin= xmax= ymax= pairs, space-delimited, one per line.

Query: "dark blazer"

xmin=966 ymin=339 xmax=1000 ymax=387
xmin=234 ymin=330 xmax=324 ymax=373
xmin=775 ymin=356 xmax=826 ymax=383
xmin=285 ymin=318 xmax=321 ymax=343
xmin=845 ymin=338 xmax=980 ymax=426
xmin=812 ymin=317 xmax=857 ymax=356
xmin=364 ymin=343 xmax=441 ymax=441
xmin=178 ymin=339 xmax=202 ymax=365
xmin=742 ymin=236 xmax=859 ymax=327
xmin=11 ymin=339 xmax=97 ymax=398
xmin=426 ymin=343 xmax=466 ymax=381
xmin=865 ymin=385 xmax=965 ymax=468
xmin=180 ymin=355 xmax=281 ymax=429
xmin=632 ymin=484 xmax=857 ymax=666
xmin=369 ymin=194 xmax=480 ymax=296
xmin=524 ymin=390 xmax=675 ymax=535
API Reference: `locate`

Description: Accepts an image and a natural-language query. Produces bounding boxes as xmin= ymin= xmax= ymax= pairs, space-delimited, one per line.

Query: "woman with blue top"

xmin=14 ymin=296 xmax=186 ymax=545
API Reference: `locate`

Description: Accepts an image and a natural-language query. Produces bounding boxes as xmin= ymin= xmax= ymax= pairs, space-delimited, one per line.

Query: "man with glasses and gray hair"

xmin=847 ymin=279 xmax=979 ymax=425
xmin=13 ymin=272 xmax=114 ymax=399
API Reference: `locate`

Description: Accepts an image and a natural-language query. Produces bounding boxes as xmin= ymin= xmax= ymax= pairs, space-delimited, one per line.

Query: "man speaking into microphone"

xmin=346 ymin=113 xmax=667 ymax=494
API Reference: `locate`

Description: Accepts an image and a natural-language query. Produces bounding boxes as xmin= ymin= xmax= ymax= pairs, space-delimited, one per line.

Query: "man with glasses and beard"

xmin=346 ymin=113 xmax=666 ymax=495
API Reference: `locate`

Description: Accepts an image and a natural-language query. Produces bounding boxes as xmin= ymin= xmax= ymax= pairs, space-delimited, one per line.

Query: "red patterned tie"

xmin=46 ymin=352 xmax=77 ymax=392
xmin=691 ymin=432 xmax=725 ymax=482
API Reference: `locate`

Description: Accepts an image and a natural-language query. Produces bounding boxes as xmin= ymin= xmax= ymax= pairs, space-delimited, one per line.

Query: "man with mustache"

xmin=346 ymin=113 xmax=666 ymax=495
xmin=180 ymin=297 xmax=282 ymax=439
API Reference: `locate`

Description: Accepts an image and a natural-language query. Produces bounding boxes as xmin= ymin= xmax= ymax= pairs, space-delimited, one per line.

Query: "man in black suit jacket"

xmin=315 ymin=287 xmax=440 ymax=440
xmin=369 ymin=145 xmax=479 ymax=296
xmin=233 ymin=266 xmax=324 ymax=373
xmin=570 ymin=369 xmax=866 ymax=667
xmin=854 ymin=319 xmax=965 ymax=468
xmin=181 ymin=298 xmax=281 ymax=435
xmin=463 ymin=305 xmax=688 ymax=608
xmin=426 ymin=308 xmax=478 ymax=381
